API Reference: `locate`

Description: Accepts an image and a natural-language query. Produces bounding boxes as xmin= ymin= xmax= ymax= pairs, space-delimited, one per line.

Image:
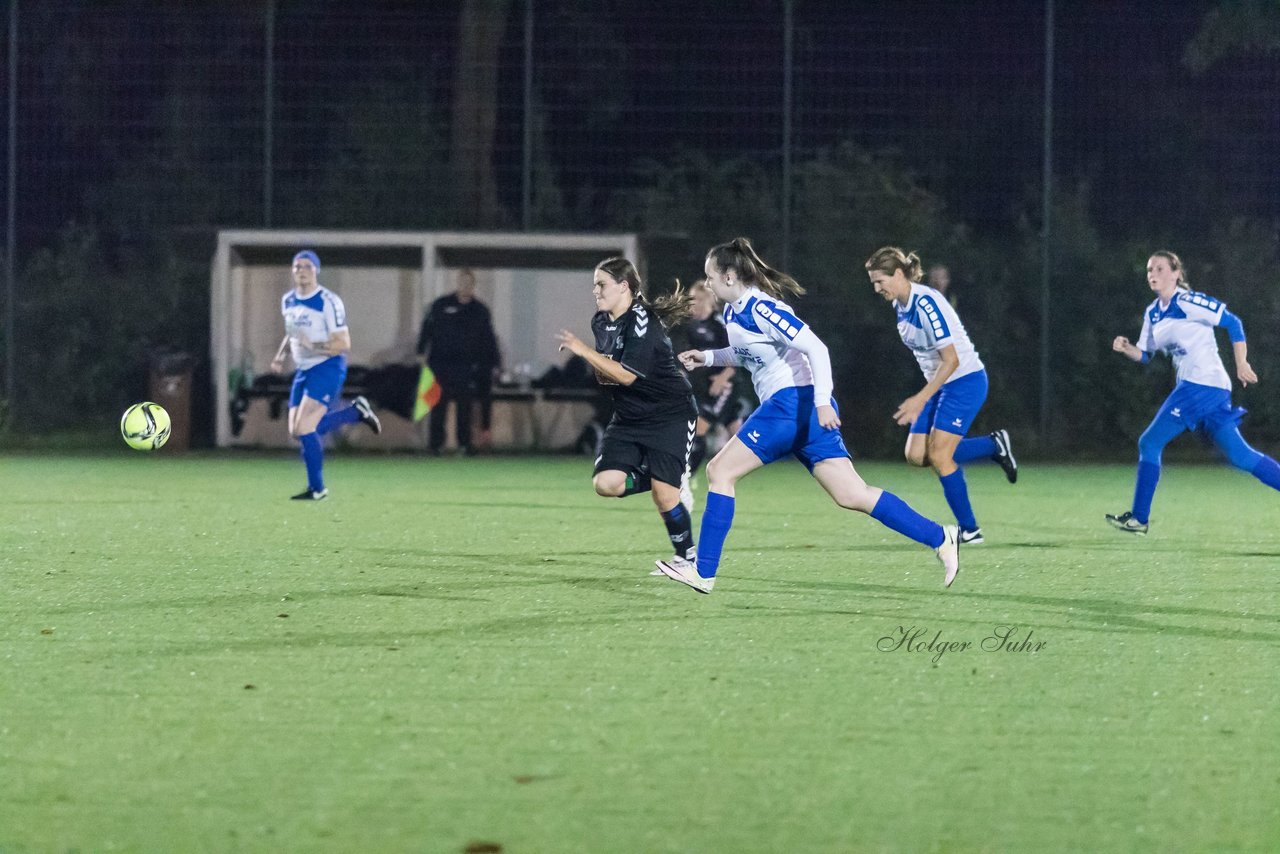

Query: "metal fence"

xmin=3 ymin=0 xmax=1279 ymax=446
xmin=10 ymin=2 xmax=1276 ymax=244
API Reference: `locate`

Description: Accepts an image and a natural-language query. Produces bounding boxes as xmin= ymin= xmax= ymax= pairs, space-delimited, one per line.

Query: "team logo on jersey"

xmin=747 ymin=430 xmax=761 ymax=443
xmin=952 ymin=417 xmax=963 ymax=427
xmin=1170 ymin=407 xmax=1181 ymax=417
xmin=633 ymin=304 xmax=649 ymax=338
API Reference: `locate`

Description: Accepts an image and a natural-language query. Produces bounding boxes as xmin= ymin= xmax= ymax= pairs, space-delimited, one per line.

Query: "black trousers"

xmin=474 ymin=374 xmax=493 ymax=431
xmin=428 ymin=382 xmax=474 ymax=451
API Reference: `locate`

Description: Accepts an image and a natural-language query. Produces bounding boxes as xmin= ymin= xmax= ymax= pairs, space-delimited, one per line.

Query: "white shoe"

xmin=1105 ymin=511 xmax=1149 ymax=535
xmin=657 ymin=556 xmax=714 ymax=594
xmin=652 ymin=554 xmax=693 ymax=576
xmin=958 ymin=527 xmax=984 ymax=545
xmin=679 ymin=473 xmax=695 ymax=513
xmin=936 ymin=525 xmax=960 ymax=587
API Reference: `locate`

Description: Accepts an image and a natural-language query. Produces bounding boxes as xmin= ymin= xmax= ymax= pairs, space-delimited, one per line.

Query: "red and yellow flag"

xmin=413 ymin=365 xmax=442 ymax=422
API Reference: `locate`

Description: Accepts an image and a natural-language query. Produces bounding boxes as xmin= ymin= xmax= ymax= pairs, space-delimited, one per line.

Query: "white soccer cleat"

xmin=958 ymin=527 xmax=984 ymax=545
xmin=936 ymin=525 xmax=960 ymax=587
xmin=1105 ymin=511 xmax=1149 ymax=535
xmin=652 ymin=554 xmax=694 ymax=576
xmin=657 ymin=557 xmax=714 ymax=594
xmin=679 ymin=473 xmax=695 ymax=513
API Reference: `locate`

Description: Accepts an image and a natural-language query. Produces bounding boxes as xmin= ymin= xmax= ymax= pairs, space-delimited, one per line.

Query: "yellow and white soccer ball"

xmin=120 ymin=402 xmax=172 ymax=451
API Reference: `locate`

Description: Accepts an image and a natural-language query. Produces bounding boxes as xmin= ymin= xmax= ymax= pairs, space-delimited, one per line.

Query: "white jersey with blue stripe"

xmin=722 ymin=287 xmax=817 ymax=404
xmin=281 ymin=285 xmax=348 ymax=371
xmin=896 ymin=283 xmax=984 ymax=383
xmin=1138 ymin=290 xmax=1230 ymax=390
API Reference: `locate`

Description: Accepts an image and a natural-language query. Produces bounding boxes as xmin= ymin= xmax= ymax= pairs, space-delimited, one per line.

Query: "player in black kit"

xmin=678 ymin=279 xmax=753 ymax=477
xmin=556 ymin=257 xmax=699 ymax=572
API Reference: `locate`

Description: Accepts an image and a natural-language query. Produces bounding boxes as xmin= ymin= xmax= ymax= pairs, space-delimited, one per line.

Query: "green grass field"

xmin=1 ymin=452 xmax=1277 ymax=853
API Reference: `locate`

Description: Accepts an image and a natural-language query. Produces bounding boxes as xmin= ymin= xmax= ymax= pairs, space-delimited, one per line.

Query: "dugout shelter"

xmin=211 ymin=230 xmax=641 ymax=450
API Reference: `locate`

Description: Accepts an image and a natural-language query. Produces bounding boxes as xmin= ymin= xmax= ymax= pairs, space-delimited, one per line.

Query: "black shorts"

xmin=594 ymin=416 xmax=695 ymax=487
xmin=697 ymin=389 xmax=752 ymax=428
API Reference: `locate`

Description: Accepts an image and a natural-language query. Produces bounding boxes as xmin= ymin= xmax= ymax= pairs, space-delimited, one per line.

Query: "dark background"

xmin=2 ymin=0 xmax=1278 ymax=455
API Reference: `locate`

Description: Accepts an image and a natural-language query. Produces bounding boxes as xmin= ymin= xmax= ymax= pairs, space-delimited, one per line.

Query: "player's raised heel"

xmin=657 ymin=557 xmax=714 ymax=593
xmin=936 ymin=525 xmax=960 ymax=587
xmin=291 ymin=488 xmax=329 ymax=501
xmin=992 ymin=429 xmax=1017 ymax=484
xmin=352 ymin=396 xmax=382 ymax=435
xmin=958 ymin=527 xmax=984 ymax=545
xmin=1105 ymin=511 xmax=1148 ymax=535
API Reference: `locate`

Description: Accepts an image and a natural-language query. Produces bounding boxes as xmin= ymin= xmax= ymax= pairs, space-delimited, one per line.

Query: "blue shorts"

xmin=1152 ymin=380 xmax=1246 ymax=435
xmin=736 ymin=385 xmax=849 ymax=472
xmin=910 ymin=369 xmax=988 ymax=436
xmin=290 ymin=355 xmax=348 ymax=408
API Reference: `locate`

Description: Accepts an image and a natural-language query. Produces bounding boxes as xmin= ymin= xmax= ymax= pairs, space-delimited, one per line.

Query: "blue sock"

xmin=939 ymin=469 xmax=978 ymax=530
xmin=299 ymin=432 xmax=325 ymax=492
xmin=695 ymin=491 xmax=735 ymax=579
xmin=317 ymin=404 xmax=360 ymax=436
xmin=954 ymin=435 xmax=998 ymax=464
xmin=870 ymin=491 xmax=945 ymax=549
xmin=1131 ymin=460 xmax=1161 ymax=524
xmin=1250 ymin=456 xmax=1280 ymax=491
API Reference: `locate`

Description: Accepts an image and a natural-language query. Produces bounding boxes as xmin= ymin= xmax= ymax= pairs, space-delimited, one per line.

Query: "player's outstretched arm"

xmin=678 ymin=349 xmax=708 ymax=371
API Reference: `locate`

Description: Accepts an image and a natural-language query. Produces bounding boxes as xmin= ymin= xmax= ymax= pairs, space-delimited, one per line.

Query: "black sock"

xmin=660 ymin=503 xmax=696 ymax=559
xmin=621 ymin=469 xmax=652 ymax=496
xmin=689 ymin=435 xmax=708 ymax=473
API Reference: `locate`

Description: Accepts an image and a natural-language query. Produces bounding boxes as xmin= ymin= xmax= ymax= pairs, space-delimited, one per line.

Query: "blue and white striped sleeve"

xmin=915 ymin=295 xmax=952 ymax=348
xmin=752 ymin=300 xmax=807 ymax=343
xmin=325 ymin=292 xmax=348 ymax=333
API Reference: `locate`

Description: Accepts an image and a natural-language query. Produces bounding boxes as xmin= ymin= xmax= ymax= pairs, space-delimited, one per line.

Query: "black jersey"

xmin=591 ymin=302 xmax=696 ymax=425
xmin=683 ymin=315 xmax=730 ymax=352
xmin=678 ymin=314 xmax=731 ymax=401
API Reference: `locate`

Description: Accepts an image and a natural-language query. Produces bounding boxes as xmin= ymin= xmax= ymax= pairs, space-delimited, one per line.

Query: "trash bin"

xmin=148 ymin=351 xmax=196 ymax=453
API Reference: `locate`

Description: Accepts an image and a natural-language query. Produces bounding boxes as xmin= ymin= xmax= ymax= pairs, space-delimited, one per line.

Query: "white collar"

xmin=729 ymin=287 xmax=761 ymax=312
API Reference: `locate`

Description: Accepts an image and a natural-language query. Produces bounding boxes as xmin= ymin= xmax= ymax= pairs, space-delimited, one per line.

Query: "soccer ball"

xmin=120 ymin=402 xmax=172 ymax=451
